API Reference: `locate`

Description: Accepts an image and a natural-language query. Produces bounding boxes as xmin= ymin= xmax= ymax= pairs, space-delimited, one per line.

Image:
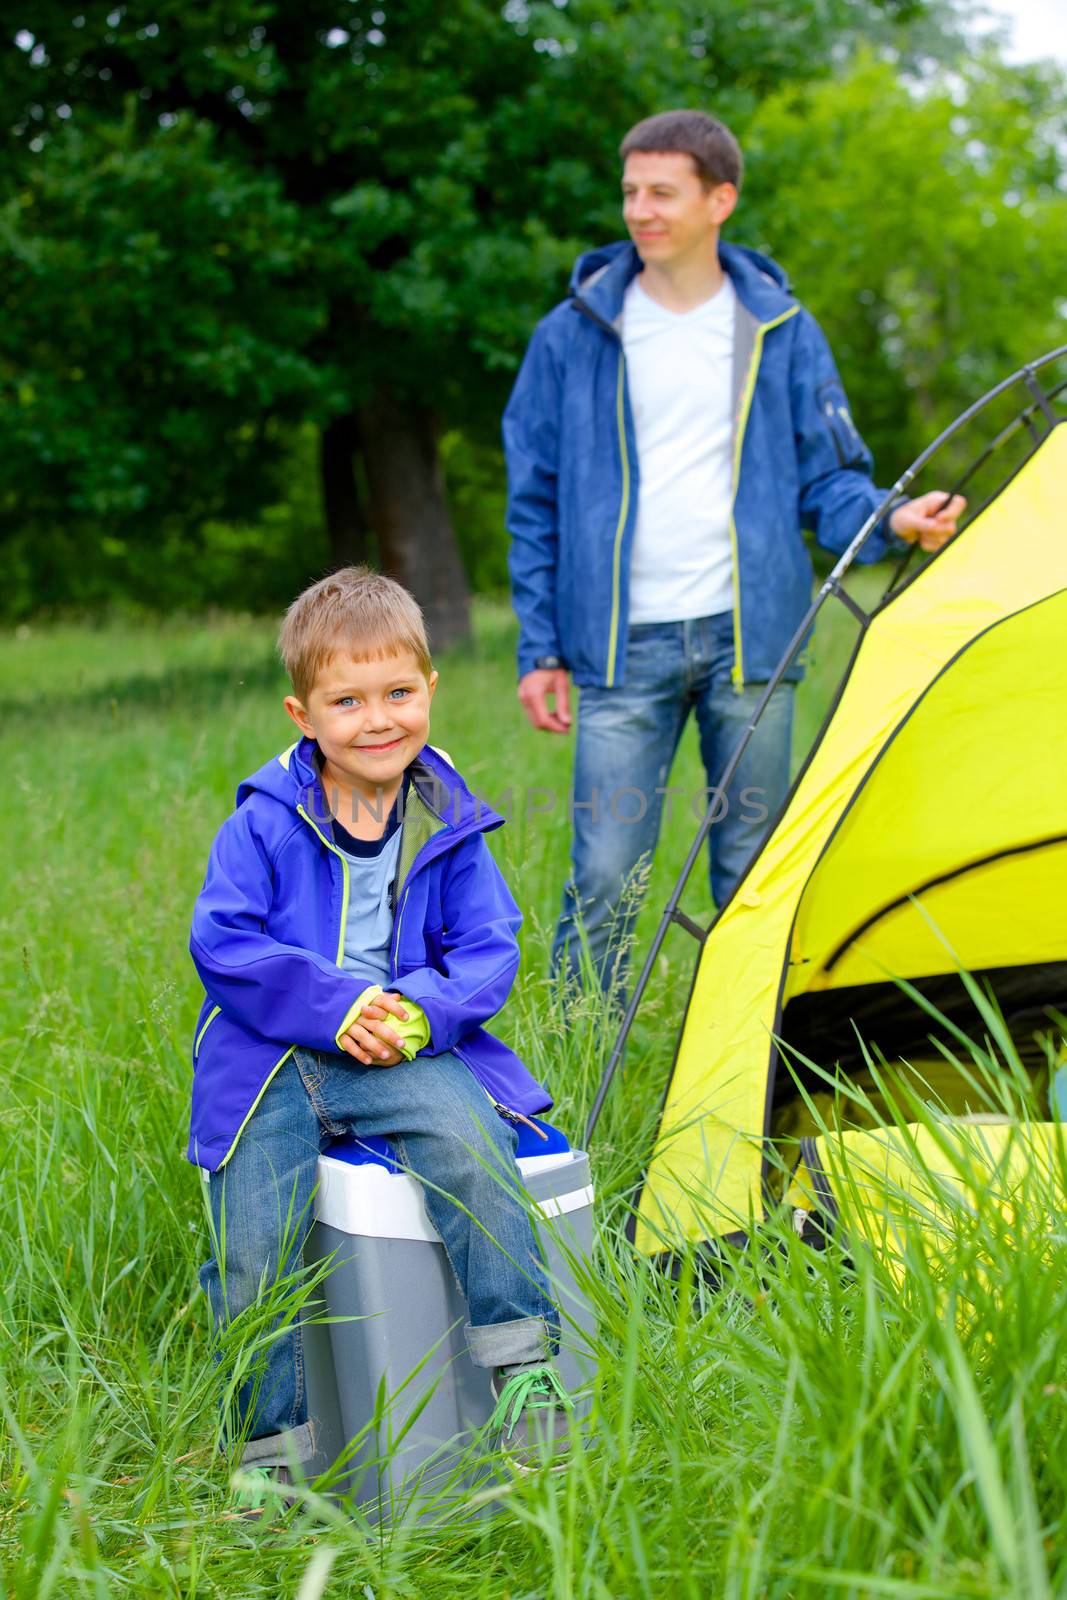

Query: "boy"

xmin=189 ymin=566 xmax=573 ymax=1499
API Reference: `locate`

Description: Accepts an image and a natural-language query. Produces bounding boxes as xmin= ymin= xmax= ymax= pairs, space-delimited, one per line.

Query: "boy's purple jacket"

xmin=188 ymin=739 xmax=551 ymax=1171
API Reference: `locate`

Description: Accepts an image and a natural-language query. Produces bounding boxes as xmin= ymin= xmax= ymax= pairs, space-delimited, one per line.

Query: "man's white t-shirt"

xmin=622 ymin=273 xmax=736 ymax=624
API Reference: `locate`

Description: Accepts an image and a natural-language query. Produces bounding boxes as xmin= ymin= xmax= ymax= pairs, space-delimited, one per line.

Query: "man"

xmin=504 ymin=109 xmax=963 ymax=990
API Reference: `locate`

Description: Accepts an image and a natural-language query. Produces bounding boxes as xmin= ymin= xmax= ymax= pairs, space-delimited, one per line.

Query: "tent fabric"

xmin=634 ymin=422 xmax=1067 ymax=1256
xmin=786 ymin=1120 xmax=1067 ymax=1298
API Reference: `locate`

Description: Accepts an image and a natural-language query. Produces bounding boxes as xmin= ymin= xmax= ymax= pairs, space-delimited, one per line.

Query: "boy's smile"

xmin=284 ymin=648 xmax=438 ymax=819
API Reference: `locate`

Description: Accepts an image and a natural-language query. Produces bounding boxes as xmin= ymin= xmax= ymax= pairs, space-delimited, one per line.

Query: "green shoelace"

xmin=230 ymin=1466 xmax=274 ymax=1512
xmin=488 ymin=1364 xmax=574 ymax=1438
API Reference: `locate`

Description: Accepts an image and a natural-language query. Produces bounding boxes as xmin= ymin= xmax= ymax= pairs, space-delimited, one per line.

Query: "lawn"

xmin=2 ymin=591 xmax=1064 ymax=1598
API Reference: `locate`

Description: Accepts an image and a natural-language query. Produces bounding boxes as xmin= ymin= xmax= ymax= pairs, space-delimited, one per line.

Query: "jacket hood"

xmin=235 ymin=737 xmax=504 ymax=838
xmin=568 ymin=238 xmax=794 ymax=328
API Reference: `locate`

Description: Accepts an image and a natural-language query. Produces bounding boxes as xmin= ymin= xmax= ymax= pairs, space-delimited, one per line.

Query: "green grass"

xmin=2 ymin=592 xmax=1065 ymax=1598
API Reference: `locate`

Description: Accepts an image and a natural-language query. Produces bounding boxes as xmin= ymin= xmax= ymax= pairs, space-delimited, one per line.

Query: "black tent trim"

xmin=822 ymin=834 xmax=1067 ymax=976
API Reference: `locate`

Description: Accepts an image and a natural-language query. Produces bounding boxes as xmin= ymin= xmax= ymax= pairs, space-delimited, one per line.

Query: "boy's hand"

xmin=339 ymin=1020 xmax=404 ymax=1066
xmin=338 ymin=992 xmax=411 ymax=1067
xmin=360 ymin=992 xmax=410 ymax=1027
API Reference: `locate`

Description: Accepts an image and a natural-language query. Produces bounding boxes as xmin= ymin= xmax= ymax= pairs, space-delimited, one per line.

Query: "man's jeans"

xmin=200 ymin=1049 xmax=557 ymax=1469
xmin=552 ymin=613 xmax=795 ymax=991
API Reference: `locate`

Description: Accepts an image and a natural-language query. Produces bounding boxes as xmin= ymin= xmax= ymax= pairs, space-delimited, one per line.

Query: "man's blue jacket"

xmin=504 ymin=239 xmax=897 ymax=689
xmin=188 ymin=740 xmax=550 ymax=1171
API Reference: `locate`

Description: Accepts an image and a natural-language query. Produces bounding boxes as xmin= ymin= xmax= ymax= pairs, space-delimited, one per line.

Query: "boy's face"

xmin=284 ymin=648 xmax=438 ymax=799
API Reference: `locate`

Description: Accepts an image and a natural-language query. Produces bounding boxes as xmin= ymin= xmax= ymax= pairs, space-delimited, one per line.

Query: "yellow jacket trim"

xmin=605 ymin=349 xmax=632 ymax=688
xmin=215 ymin=1046 xmax=296 ymax=1171
xmin=194 ymin=1004 xmax=221 ymax=1058
xmin=296 ymin=803 xmax=350 ymax=964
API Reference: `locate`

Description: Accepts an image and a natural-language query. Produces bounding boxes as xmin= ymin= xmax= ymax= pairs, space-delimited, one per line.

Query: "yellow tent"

xmin=588 ymin=358 xmax=1067 ymax=1260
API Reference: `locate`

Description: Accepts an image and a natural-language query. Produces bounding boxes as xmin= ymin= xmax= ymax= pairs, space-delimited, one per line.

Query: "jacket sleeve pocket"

xmin=815 ymin=377 xmax=865 ymax=470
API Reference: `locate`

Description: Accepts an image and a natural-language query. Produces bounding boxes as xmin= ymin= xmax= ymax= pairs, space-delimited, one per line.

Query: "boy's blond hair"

xmin=278 ymin=566 xmax=432 ymax=703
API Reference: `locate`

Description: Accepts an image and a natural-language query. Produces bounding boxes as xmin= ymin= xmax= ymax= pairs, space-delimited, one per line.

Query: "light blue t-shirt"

xmin=335 ymin=826 xmax=403 ymax=987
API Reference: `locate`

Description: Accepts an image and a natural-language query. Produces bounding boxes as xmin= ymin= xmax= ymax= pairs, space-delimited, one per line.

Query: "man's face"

xmin=621 ymin=150 xmax=737 ymax=268
xmin=285 ymin=648 xmax=438 ymax=802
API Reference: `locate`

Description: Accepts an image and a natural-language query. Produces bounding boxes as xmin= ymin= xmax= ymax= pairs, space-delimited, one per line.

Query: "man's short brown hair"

xmin=278 ymin=566 xmax=432 ymax=703
xmin=620 ymin=110 xmax=743 ymax=192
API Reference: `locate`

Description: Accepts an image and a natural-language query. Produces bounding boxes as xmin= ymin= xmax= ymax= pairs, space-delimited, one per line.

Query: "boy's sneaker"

xmin=488 ymin=1363 xmax=574 ymax=1471
xmin=228 ymin=1463 xmax=300 ymax=1519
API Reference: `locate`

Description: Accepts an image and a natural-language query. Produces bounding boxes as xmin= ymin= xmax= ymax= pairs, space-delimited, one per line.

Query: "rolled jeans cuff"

xmin=240 ymin=1419 xmax=317 ymax=1471
xmin=465 ymin=1315 xmax=556 ymax=1370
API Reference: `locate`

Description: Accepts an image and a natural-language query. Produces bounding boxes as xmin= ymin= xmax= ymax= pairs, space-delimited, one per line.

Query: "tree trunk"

xmin=320 ymin=412 xmax=369 ymax=569
xmin=358 ymin=391 xmax=471 ymax=652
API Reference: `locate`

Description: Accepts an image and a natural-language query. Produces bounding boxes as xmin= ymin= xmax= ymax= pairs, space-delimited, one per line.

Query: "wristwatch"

xmin=534 ymin=655 xmax=563 ymax=670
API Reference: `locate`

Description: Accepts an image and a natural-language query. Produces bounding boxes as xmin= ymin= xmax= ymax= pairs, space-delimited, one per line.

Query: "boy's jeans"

xmin=200 ymin=1049 xmax=558 ymax=1470
xmin=552 ymin=613 xmax=795 ymax=991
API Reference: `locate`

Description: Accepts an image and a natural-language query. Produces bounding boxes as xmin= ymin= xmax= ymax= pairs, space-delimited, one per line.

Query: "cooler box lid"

xmin=315 ymin=1119 xmax=592 ymax=1242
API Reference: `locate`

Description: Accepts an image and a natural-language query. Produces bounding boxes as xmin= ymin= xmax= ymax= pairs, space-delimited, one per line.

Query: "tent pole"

xmin=584 ymin=591 xmax=833 ymax=1144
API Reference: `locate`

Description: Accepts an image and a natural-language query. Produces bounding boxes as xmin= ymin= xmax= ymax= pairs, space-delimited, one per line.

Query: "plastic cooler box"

xmin=301 ymin=1117 xmax=595 ymax=1511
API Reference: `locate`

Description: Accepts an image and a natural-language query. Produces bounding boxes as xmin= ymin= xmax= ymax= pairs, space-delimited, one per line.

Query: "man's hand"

xmin=518 ymin=667 xmax=572 ymax=734
xmin=339 ymin=992 xmax=410 ymax=1067
xmin=889 ymin=491 xmax=966 ymax=553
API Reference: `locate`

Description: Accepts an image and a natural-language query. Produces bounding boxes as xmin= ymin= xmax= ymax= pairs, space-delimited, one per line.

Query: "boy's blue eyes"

xmin=335 ymin=688 xmax=411 ymax=707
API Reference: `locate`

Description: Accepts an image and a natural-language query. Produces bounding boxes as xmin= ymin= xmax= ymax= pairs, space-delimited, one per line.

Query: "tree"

xmin=734 ymin=53 xmax=1067 ymax=484
xmin=0 ymin=115 xmax=328 ymax=614
xmin=1 ymin=0 xmax=953 ymax=629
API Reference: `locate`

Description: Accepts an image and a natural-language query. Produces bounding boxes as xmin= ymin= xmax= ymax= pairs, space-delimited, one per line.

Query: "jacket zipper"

xmin=391 ymin=884 xmax=411 ymax=974
xmin=301 ymin=782 xmax=470 ymax=978
xmin=383 ymin=768 xmax=498 ymax=978
xmin=605 ymin=347 xmax=631 ymax=688
xmin=387 ymin=783 xmax=449 ymax=976
xmin=452 ymin=1043 xmax=549 ymax=1140
xmin=492 ymin=1098 xmax=549 ymax=1139
xmin=727 ymin=304 xmax=801 ymax=690
xmin=389 ymin=845 xmax=541 ymax=1130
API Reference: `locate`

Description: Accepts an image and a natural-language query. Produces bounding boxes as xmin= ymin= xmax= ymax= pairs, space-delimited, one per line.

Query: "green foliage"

xmin=0 ymin=0 xmax=962 ymax=615
xmin=0 ymin=111 xmax=328 ymax=612
xmin=736 ymin=53 xmax=1067 ymax=479
xmin=441 ymin=430 xmax=510 ymax=595
xmin=3 ymin=606 xmax=1067 ymax=1595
